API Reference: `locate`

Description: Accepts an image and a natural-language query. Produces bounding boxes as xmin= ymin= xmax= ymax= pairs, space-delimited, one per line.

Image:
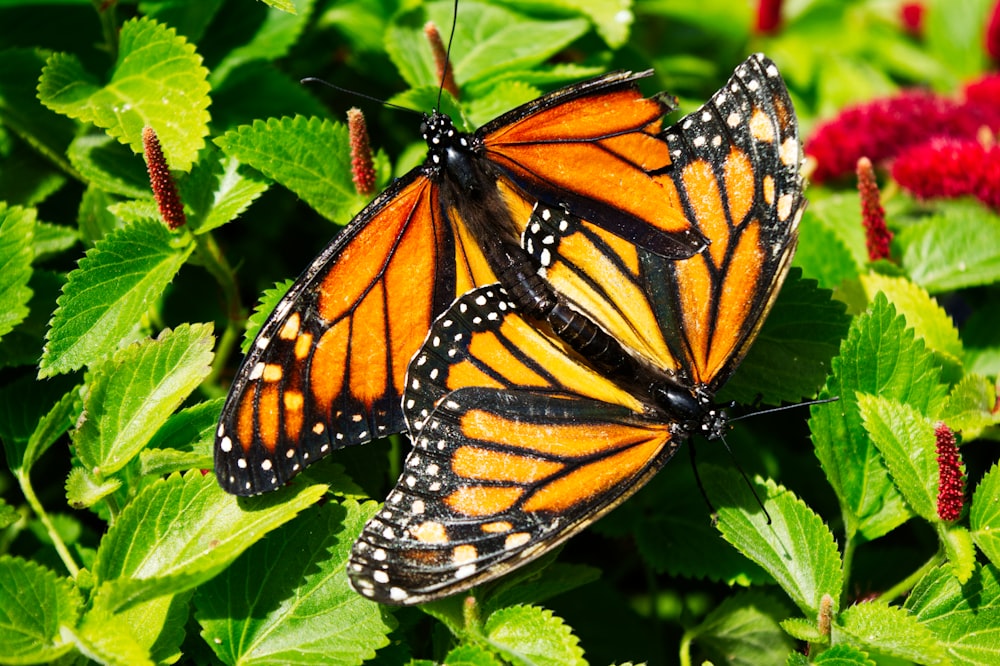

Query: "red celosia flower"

xmin=424 ymin=21 xmax=459 ymax=99
xmin=805 ymin=92 xmax=998 ymax=183
xmin=987 ymin=0 xmax=1000 ymax=61
xmin=934 ymin=422 xmax=964 ymax=522
xmin=347 ymin=108 xmax=376 ymax=198
xmin=142 ymin=126 xmax=186 ymax=230
xmin=756 ymin=0 xmax=782 ymax=34
xmin=963 ymin=74 xmax=1000 ymax=129
xmin=856 ymin=157 xmax=892 ymax=261
xmin=892 ymin=137 xmax=1000 ymax=210
xmin=900 ymin=3 xmax=925 ymax=37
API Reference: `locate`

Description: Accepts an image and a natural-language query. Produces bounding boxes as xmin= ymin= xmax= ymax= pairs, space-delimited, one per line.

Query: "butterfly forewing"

xmin=523 ymin=53 xmax=803 ymax=389
xmin=480 ymin=71 xmax=707 ymax=259
xmin=349 ymin=288 xmax=679 ymax=604
xmin=215 ymin=174 xmax=497 ymax=495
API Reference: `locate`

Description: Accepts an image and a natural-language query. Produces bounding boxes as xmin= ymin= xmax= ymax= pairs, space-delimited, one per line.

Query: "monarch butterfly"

xmin=347 ymin=53 xmax=805 ymax=604
xmin=214 ymin=67 xmax=710 ymax=496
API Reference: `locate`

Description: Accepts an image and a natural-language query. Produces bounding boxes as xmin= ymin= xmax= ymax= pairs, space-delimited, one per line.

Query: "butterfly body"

xmin=216 ymin=70 xmax=705 ymax=495
xmin=348 ymin=53 xmax=806 ymax=604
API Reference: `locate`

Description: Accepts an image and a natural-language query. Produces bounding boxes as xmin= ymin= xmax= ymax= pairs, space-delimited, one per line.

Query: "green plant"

xmin=1 ymin=1 xmax=999 ymax=664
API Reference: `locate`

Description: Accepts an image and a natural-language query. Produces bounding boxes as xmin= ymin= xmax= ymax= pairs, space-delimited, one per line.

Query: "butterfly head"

xmin=653 ymin=381 xmax=728 ymax=441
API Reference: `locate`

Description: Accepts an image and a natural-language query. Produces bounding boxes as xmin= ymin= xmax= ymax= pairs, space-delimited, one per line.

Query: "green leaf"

xmin=0 ymin=556 xmax=81 ymax=665
xmin=21 ymin=387 xmax=78 ymax=475
xmin=0 ymin=48 xmax=77 ymax=177
xmin=856 ymin=394 xmax=937 ymax=522
xmin=210 ymin=0 xmax=314 ymax=85
xmin=835 ymin=602 xmax=948 ymax=664
xmin=242 ymin=278 xmax=294 ymax=353
xmin=0 ymin=499 xmax=18 ymax=530
xmin=387 ymin=2 xmax=589 ymax=90
xmin=483 ymin=562 xmax=600 ymax=614
xmin=67 ymin=133 xmax=153 ymax=198
xmin=0 ymin=373 xmax=78 ymax=473
xmin=483 ymin=605 xmax=586 ymax=666
xmin=38 ymin=17 xmax=211 ymax=171
xmin=897 ymin=208 xmax=1000 ymax=293
xmin=859 ymin=273 xmax=963 ymax=373
xmin=629 ymin=462 xmax=770 ymax=586
xmin=72 ymin=323 xmax=214 ymax=477
xmin=195 ymin=499 xmax=395 ymax=665
xmin=65 ymin=466 xmax=122 ymax=509
xmin=140 ymin=397 xmax=219 ymax=478
xmin=939 ymin=374 xmax=1000 ymax=441
xmin=704 ymin=466 xmax=844 ymax=618
xmin=810 ymin=643 xmax=877 ymax=664
xmin=940 ymin=524 xmax=975 ymax=584
xmin=182 ymin=152 xmax=270 ymax=234
xmin=92 ymin=470 xmax=327 ymax=611
xmin=905 ymin=563 xmax=1000 ymax=664
xmin=76 ymin=591 xmax=189 ymax=666
xmin=32 ymin=221 xmax=78 ymax=262
xmin=780 ymin=617 xmax=824 ymax=643
xmin=215 ymin=116 xmax=390 ymax=225
xmin=810 ymin=294 xmax=946 ymax=542
xmin=78 ymin=185 xmax=123 ymax=244
xmin=40 ymin=219 xmax=195 ymax=377
xmin=146 ymin=396 xmax=223 ymax=452
xmin=720 ymin=270 xmax=850 ymax=405
xmin=0 ymin=203 xmax=35 ymax=343
xmin=793 ymin=207 xmax=859 ymax=290
xmin=971 ymin=464 xmax=1000 ymax=568
xmin=443 ymin=644 xmax=504 ymax=666
xmin=684 ymin=592 xmax=796 ymax=666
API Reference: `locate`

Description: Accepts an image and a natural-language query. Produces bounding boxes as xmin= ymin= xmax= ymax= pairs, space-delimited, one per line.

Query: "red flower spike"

xmin=987 ymin=0 xmax=1000 ymax=61
xmin=143 ymin=126 xmax=186 ymax=230
xmin=756 ymin=0 xmax=782 ymax=34
xmin=424 ymin=21 xmax=459 ymax=99
xmin=856 ymin=157 xmax=892 ymax=261
xmin=900 ymin=3 xmax=925 ymax=37
xmin=935 ymin=422 xmax=964 ymax=522
xmin=348 ymin=108 xmax=376 ymax=198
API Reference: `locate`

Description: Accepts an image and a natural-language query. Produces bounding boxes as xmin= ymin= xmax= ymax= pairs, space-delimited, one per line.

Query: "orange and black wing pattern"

xmin=347 ymin=54 xmax=805 ymax=604
xmin=522 ymin=53 xmax=804 ymax=389
xmin=349 ymin=287 xmax=680 ymax=604
xmin=215 ymin=70 xmax=708 ymax=496
xmin=215 ymin=174 xmax=498 ymax=495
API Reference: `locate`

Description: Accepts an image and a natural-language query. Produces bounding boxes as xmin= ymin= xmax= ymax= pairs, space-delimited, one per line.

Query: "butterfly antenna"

xmin=687 ymin=443 xmax=717 ymax=520
xmin=728 ymin=396 xmax=839 ymax=424
xmin=436 ymin=0 xmax=461 ymax=111
xmin=300 ymin=78 xmax=422 ymax=116
xmin=717 ymin=432 xmax=772 ymax=524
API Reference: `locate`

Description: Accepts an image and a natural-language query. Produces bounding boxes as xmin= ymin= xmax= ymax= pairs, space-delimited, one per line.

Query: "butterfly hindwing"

xmin=349 ymin=287 xmax=679 ymax=604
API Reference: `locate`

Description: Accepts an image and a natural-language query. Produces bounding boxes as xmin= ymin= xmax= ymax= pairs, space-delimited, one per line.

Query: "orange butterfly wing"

xmin=350 ymin=287 xmax=678 ymax=604
xmin=522 ymin=53 xmax=804 ymax=389
xmin=215 ymin=174 xmax=497 ymax=495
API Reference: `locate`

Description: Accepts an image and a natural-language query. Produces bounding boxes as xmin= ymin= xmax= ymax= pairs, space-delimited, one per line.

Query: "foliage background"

xmin=1 ymin=0 xmax=1000 ymax=664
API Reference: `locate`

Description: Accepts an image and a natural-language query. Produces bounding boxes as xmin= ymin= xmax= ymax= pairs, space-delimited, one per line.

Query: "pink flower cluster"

xmin=805 ymin=82 xmax=1000 ymax=184
xmin=806 ymin=73 xmax=1000 ymax=210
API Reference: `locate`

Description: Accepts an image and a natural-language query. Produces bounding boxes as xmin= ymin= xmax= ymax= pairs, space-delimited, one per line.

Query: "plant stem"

xmin=17 ymin=470 xmax=80 ymax=578
xmin=91 ymin=0 xmax=119 ymax=60
xmin=877 ymin=553 xmax=943 ymax=604
xmin=192 ymin=231 xmax=245 ymax=395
